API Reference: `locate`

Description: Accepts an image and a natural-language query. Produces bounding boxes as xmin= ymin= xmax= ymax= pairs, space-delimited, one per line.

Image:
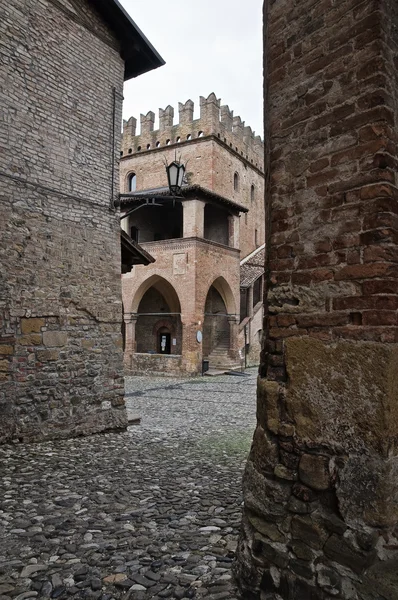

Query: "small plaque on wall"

xmin=173 ymin=253 xmax=187 ymax=275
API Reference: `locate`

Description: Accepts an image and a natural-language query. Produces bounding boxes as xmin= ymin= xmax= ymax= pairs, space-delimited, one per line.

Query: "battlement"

xmin=121 ymin=93 xmax=264 ymax=171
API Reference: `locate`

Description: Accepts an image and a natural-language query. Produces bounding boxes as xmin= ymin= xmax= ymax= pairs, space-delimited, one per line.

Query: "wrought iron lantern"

xmin=166 ymin=160 xmax=185 ymax=196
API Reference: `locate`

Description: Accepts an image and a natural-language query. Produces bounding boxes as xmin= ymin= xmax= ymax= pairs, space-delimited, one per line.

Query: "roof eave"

xmin=91 ymin=0 xmax=165 ymax=81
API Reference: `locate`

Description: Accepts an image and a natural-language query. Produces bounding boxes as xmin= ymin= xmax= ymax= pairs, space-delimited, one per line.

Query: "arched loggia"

xmin=132 ymin=276 xmax=182 ymax=355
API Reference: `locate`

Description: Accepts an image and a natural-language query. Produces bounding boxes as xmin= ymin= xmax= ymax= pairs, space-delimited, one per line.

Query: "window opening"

xmin=234 ymin=172 xmax=239 ymax=192
xmin=251 ymin=184 xmax=255 ymax=202
xmin=128 ymin=173 xmax=136 ymax=192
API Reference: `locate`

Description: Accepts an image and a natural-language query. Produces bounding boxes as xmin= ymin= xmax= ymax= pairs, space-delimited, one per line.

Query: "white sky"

xmin=119 ymin=0 xmax=264 ymax=138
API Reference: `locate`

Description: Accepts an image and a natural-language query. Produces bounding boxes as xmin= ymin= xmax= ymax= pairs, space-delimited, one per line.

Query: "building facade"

xmin=0 ymin=0 xmax=163 ymax=442
xmin=120 ymin=95 xmax=265 ymax=375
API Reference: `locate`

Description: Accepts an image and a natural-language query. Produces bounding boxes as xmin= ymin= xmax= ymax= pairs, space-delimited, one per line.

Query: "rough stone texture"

xmin=0 ymin=369 xmax=258 ymax=600
xmin=236 ymin=0 xmax=398 ymax=598
xmin=0 ymin=0 xmax=127 ymax=441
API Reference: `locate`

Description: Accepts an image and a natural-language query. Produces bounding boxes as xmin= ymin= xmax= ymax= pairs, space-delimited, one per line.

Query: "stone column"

xmin=123 ymin=313 xmax=136 ymax=372
xmin=182 ymin=199 xmax=205 ymax=238
xmin=236 ymin=1 xmax=398 ymax=599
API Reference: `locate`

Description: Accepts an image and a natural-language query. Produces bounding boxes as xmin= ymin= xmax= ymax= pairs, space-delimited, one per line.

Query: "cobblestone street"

xmin=0 ymin=370 xmax=257 ymax=600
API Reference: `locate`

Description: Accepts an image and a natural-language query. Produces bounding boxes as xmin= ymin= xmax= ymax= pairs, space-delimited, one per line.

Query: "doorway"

xmin=158 ymin=329 xmax=171 ymax=354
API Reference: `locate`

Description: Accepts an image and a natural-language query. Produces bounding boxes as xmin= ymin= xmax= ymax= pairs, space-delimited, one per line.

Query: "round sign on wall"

xmin=196 ymin=330 xmax=203 ymax=343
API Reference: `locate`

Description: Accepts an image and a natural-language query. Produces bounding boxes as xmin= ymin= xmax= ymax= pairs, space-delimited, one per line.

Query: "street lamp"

xmin=166 ymin=160 xmax=185 ymax=196
xmin=118 ymin=158 xmax=186 ymax=220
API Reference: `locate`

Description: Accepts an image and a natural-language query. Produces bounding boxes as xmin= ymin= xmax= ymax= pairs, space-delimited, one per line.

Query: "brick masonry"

xmin=236 ymin=0 xmax=398 ymax=598
xmin=120 ymin=94 xmax=266 ymax=259
xmin=120 ymin=96 xmax=266 ymax=374
xmin=0 ymin=0 xmax=128 ymax=441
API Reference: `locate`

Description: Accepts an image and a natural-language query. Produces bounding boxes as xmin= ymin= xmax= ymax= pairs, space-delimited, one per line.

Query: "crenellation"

xmin=140 ymin=111 xmax=155 ymax=135
xmin=122 ymin=94 xmax=264 ymax=169
xmin=178 ymin=99 xmax=194 ymax=125
xmin=123 ymin=116 xmax=137 ymax=138
xmin=232 ymin=116 xmax=244 ymax=142
xmin=159 ymin=105 xmax=174 ymax=130
xmin=243 ymin=125 xmax=254 ymax=146
xmin=220 ymin=105 xmax=233 ymax=131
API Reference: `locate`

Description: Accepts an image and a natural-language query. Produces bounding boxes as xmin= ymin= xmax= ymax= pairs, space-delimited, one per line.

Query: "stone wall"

xmin=0 ymin=0 xmax=128 ymax=441
xmin=236 ymin=0 xmax=398 ymax=598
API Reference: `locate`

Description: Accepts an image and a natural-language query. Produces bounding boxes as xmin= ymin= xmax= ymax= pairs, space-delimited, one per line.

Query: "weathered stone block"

xmin=247 ymin=514 xmax=286 ymax=542
xmin=337 ymin=454 xmax=398 ymax=527
xmin=19 ymin=334 xmax=42 ymax=346
xmin=249 ymin=425 xmax=279 ymax=475
xmin=316 ymin=565 xmax=341 ymax=596
xmin=299 ymin=454 xmax=330 ymax=491
xmin=36 ymin=349 xmax=60 ymax=362
xmin=324 ymin=534 xmax=376 ymax=574
xmin=274 ymin=464 xmax=297 ymax=481
xmin=285 ymin=339 xmax=398 ymax=455
xmin=243 ymin=461 xmax=290 ymax=521
xmin=291 ymin=515 xmax=328 ymax=550
xmin=42 ymin=331 xmax=67 ymax=347
xmin=0 ymin=360 xmax=11 ymax=371
xmin=21 ymin=318 xmax=45 ymax=333
xmin=0 ymin=345 xmax=14 ymax=355
xmin=253 ymin=534 xmax=288 ymax=569
xmin=257 ymin=377 xmax=280 ymax=434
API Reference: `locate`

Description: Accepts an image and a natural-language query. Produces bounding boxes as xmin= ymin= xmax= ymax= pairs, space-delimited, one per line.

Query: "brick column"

xmin=182 ymin=199 xmax=205 ymax=238
xmin=228 ymin=214 xmax=240 ymax=248
xmin=236 ymin=1 xmax=398 ymax=599
xmin=123 ymin=314 xmax=136 ymax=372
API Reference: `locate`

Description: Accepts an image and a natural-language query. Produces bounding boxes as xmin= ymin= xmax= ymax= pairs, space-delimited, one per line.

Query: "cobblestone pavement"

xmin=0 ymin=369 xmax=258 ymax=600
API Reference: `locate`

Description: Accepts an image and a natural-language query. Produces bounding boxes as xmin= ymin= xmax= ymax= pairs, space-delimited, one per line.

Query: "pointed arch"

xmin=131 ymin=275 xmax=181 ymax=314
xmin=205 ymin=276 xmax=236 ymax=316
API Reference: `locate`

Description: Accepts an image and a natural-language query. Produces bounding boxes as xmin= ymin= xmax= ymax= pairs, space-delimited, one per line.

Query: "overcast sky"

xmin=119 ymin=0 xmax=264 ymax=138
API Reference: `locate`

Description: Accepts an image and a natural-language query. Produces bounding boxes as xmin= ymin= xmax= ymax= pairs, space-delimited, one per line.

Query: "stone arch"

xmin=205 ymin=276 xmax=236 ymax=316
xmin=133 ymin=276 xmax=182 ymax=355
xmin=131 ymin=275 xmax=181 ymax=314
xmin=202 ymin=277 xmax=236 ymax=360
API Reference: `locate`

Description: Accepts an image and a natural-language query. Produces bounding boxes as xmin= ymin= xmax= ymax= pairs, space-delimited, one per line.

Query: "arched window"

xmin=233 ymin=172 xmax=239 ymax=192
xmin=198 ymin=131 xmax=204 ymax=137
xmin=176 ymin=136 xmax=181 ymax=143
xmin=156 ymin=141 xmax=160 ymax=148
xmin=187 ymin=134 xmax=192 ymax=140
xmin=251 ymin=184 xmax=255 ymax=202
xmin=146 ymin=143 xmax=151 ymax=150
xmin=166 ymin=139 xmax=171 ymax=145
xmin=128 ymin=173 xmax=136 ymax=192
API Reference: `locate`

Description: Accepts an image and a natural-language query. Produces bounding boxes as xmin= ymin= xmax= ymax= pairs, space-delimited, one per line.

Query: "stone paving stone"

xmin=0 ymin=369 xmax=258 ymax=599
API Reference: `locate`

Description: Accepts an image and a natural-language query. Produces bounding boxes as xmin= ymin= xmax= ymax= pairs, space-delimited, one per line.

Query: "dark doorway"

xmin=158 ymin=330 xmax=171 ymax=354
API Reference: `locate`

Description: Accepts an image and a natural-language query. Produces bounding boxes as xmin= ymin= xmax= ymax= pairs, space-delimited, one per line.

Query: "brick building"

xmin=120 ymin=94 xmax=265 ymax=375
xmin=236 ymin=0 xmax=398 ymax=598
xmin=0 ymin=0 xmax=163 ymax=442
